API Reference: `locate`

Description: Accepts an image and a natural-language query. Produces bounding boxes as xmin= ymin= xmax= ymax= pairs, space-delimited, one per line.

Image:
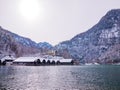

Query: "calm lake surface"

xmin=0 ymin=65 xmax=120 ymax=90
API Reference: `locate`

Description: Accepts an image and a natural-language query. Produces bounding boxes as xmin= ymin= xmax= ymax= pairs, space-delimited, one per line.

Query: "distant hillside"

xmin=0 ymin=26 xmax=53 ymax=57
xmin=54 ymin=9 xmax=120 ymax=64
xmin=37 ymin=42 xmax=53 ymax=52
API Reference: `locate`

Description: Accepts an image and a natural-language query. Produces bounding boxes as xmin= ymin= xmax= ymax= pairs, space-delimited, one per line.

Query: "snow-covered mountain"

xmin=55 ymin=9 xmax=120 ymax=64
xmin=0 ymin=27 xmax=53 ymax=57
xmin=1 ymin=9 xmax=120 ymax=64
xmin=37 ymin=42 xmax=53 ymax=49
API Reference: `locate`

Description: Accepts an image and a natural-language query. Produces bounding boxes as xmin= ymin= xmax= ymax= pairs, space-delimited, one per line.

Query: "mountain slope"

xmin=0 ymin=26 xmax=41 ymax=57
xmin=55 ymin=9 xmax=120 ymax=64
xmin=0 ymin=26 xmax=53 ymax=57
xmin=37 ymin=42 xmax=53 ymax=49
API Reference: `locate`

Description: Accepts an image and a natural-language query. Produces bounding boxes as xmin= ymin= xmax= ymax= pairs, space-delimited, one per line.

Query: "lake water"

xmin=0 ymin=65 xmax=120 ymax=90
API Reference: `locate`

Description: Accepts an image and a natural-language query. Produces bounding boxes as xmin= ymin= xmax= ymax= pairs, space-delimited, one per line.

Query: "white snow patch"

xmin=100 ymin=26 xmax=119 ymax=38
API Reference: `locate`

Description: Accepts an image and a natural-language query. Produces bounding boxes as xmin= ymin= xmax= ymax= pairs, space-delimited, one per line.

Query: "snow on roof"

xmin=13 ymin=57 xmax=38 ymax=62
xmin=1 ymin=56 xmax=15 ymax=62
xmin=13 ymin=57 xmax=72 ymax=63
xmin=52 ymin=56 xmax=64 ymax=59
xmin=60 ymin=59 xmax=72 ymax=62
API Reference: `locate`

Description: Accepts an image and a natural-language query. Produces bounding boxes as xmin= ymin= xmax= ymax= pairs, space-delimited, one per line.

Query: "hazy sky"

xmin=0 ymin=0 xmax=120 ymax=45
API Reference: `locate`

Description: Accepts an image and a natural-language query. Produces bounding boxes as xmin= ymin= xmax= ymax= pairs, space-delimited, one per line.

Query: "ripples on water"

xmin=0 ymin=65 xmax=120 ymax=90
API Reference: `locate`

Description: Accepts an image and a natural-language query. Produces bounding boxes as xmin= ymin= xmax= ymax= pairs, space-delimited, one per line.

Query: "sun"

xmin=19 ymin=0 xmax=41 ymax=20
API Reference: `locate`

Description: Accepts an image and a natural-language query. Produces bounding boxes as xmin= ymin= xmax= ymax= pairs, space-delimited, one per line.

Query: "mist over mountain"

xmin=55 ymin=9 xmax=120 ymax=64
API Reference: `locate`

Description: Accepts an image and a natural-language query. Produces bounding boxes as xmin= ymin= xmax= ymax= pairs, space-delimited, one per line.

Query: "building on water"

xmin=0 ymin=55 xmax=15 ymax=65
xmin=13 ymin=56 xmax=74 ymax=66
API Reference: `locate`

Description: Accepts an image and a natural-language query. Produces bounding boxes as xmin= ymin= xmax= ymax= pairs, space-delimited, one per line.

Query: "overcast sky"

xmin=0 ymin=0 xmax=120 ymax=45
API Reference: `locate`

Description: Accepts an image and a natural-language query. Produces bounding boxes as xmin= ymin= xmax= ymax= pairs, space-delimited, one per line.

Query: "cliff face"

xmin=55 ymin=9 xmax=120 ymax=63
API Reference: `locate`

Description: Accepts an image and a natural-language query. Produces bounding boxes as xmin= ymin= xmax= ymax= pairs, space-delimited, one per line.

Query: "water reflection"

xmin=0 ymin=65 xmax=120 ymax=90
